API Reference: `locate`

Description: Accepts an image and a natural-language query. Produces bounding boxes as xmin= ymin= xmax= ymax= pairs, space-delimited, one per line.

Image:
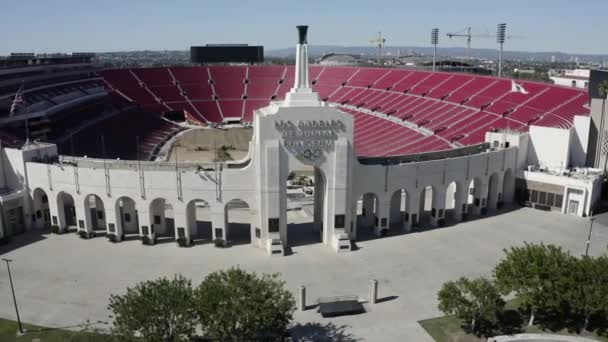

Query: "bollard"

xmin=369 ymin=279 xmax=378 ymax=304
xmin=298 ymin=285 xmax=306 ymax=311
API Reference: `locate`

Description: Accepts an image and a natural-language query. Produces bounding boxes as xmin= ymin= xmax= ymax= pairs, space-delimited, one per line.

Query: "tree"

xmin=108 ymin=275 xmax=197 ymax=341
xmin=194 ymin=267 xmax=296 ymax=341
xmin=438 ymin=277 xmax=505 ymax=333
xmin=494 ymin=243 xmax=572 ymax=326
xmin=566 ymin=255 xmax=608 ymax=330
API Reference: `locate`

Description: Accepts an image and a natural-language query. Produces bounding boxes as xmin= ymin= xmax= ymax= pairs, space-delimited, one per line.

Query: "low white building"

xmin=551 ymin=69 xmax=590 ymax=89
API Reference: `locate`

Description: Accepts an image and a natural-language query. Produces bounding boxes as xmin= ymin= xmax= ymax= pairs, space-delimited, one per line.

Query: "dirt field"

xmin=166 ymin=127 xmax=253 ymax=163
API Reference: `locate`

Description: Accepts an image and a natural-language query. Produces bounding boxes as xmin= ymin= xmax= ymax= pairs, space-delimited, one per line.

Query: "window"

xmin=547 ymin=193 xmax=555 ymax=207
xmin=142 ymin=226 xmax=149 ymax=235
xmin=124 ymin=213 xmax=131 ymax=223
xmin=52 ymin=216 xmax=58 ymax=225
xmin=493 ymin=140 xmax=499 ymax=148
xmin=78 ymin=220 xmax=84 ymax=229
xmin=531 ymin=190 xmax=539 ymax=203
xmin=42 ymin=195 xmax=48 ymax=203
xmin=539 ymin=192 xmax=547 ymax=205
xmin=555 ymin=194 xmax=564 ymax=208
xmin=505 ymin=141 xmax=510 ymax=148
xmin=381 ymin=218 xmax=387 ymax=227
xmin=268 ymin=218 xmax=279 ymax=233
xmin=97 ymin=211 xmax=104 ymax=220
xmin=215 ymin=228 xmax=223 ymax=238
xmin=108 ymin=223 xmax=115 ymax=233
xmin=36 ymin=210 xmax=42 ymax=219
xmin=571 ymin=80 xmax=576 ymax=87
xmin=177 ymin=227 xmax=185 ymax=238
xmin=335 ymin=214 xmax=345 ymax=228
xmin=255 ymin=228 xmax=261 ymax=238
xmin=154 ymin=215 xmax=161 ymax=225
xmin=584 ymin=81 xmax=589 ymax=88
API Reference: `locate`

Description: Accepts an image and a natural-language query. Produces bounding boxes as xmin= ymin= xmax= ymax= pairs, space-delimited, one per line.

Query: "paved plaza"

xmin=0 ymin=207 xmax=606 ymax=341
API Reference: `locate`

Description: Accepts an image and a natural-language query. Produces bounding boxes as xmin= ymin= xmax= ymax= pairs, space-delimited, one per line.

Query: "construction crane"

xmin=446 ymin=27 xmax=473 ymax=62
xmin=446 ymin=26 xmax=523 ymax=63
xmin=370 ymin=31 xmax=386 ymax=66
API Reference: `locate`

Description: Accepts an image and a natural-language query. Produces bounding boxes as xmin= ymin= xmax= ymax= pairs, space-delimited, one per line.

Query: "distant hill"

xmin=267 ymin=45 xmax=608 ymax=63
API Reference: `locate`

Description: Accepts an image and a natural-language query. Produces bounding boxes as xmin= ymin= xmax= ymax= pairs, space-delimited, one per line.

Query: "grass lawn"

xmin=419 ymin=315 xmax=608 ymax=342
xmin=0 ymin=318 xmax=112 ymax=342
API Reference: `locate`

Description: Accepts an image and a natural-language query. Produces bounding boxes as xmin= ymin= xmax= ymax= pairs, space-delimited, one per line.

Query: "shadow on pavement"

xmin=289 ymin=322 xmax=361 ymax=342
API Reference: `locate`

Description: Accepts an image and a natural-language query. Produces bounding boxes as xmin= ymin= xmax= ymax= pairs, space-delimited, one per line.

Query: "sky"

xmin=1 ymin=0 xmax=606 ymax=55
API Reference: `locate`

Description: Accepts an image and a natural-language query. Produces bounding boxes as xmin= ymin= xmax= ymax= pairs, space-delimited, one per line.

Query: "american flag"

xmin=10 ymin=84 xmax=25 ymax=116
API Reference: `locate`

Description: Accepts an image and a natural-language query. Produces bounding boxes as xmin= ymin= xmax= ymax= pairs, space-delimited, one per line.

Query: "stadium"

xmin=0 ymin=25 xmax=606 ymax=255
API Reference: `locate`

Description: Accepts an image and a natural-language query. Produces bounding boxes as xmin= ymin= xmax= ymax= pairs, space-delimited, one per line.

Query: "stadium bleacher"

xmin=101 ymin=65 xmax=589 ymax=157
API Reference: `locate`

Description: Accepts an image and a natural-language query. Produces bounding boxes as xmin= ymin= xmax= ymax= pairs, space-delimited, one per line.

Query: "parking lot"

xmin=0 ymin=207 xmax=606 ymax=341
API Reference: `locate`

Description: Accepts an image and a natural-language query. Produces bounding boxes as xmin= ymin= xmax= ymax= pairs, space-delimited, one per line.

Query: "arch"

xmin=285 ymin=167 xmax=325 ymax=247
xmin=389 ymin=189 xmax=407 ymax=230
xmin=224 ymin=198 xmax=253 ymax=246
xmin=115 ymin=196 xmax=139 ymax=239
xmin=32 ymin=188 xmax=50 ymax=230
xmin=502 ymin=168 xmax=515 ymax=204
xmin=472 ymin=176 xmax=489 ymax=215
xmin=186 ymin=199 xmax=212 ymax=244
xmin=355 ymin=192 xmax=380 ymax=238
xmin=83 ymin=194 xmax=106 ymax=235
xmin=56 ymin=191 xmax=76 ymax=231
xmin=149 ymin=198 xmax=175 ymax=243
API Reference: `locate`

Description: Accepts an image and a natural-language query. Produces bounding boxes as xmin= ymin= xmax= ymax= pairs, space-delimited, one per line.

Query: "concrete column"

xmin=47 ymin=193 xmax=62 ymax=232
xmin=452 ymin=181 xmax=469 ymax=222
xmin=373 ymin=196 xmax=390 ymax=236
xmin=487 ymin=173 xmax=504 ymax=210
xmin=173 ymin=205 xmax=190 ymax=245
xmin=361 ymin=193 xmax=376 ymax=229
xmin=405 ymin=191 xmax=421 ymax=232
xmin=389 ymin=190 xmax=405 ymax=232
xmin=473 ymin=178 xmax=489 ymax=215
xmin=212 ymin=208 xmax=225 ymax=241
xmin=349 ymin=201 xmax=358 ymax=240
xmin=149 ymin=200 xmax=166 ymax=235
xmin=106 ymin=208 xmax=121 ymax=241
xmin=430 ymin=187 xmax=446 ymax=227
xmin=74 ymin=200 xmax=91 ymax=235
xmin=313 ymin=167 xmax=324 ymax=234
xmin=137 ymin=209 xmax=154 ymax=240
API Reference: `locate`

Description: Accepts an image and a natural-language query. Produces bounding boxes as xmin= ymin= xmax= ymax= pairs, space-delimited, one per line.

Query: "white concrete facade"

xmin=550 ymin=69 xmax=590 ymax=89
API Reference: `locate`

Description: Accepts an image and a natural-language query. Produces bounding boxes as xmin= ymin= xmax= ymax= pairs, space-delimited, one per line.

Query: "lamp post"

xmin=585 ymin=217 xmax=595 ymax=257
xmin=2 ymin=258 xmax=24 ymax=334
xmin=431 ymin=28 xmax=439 ymax=72
xmin=496 ymin=23 xmax=507 ymax=77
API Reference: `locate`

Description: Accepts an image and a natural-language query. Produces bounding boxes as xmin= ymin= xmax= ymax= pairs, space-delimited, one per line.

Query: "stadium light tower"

xmin=431 ymin=28 xmax=439 ymax=72
xmin=497 ymin=23 xmax=507 ymax=77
